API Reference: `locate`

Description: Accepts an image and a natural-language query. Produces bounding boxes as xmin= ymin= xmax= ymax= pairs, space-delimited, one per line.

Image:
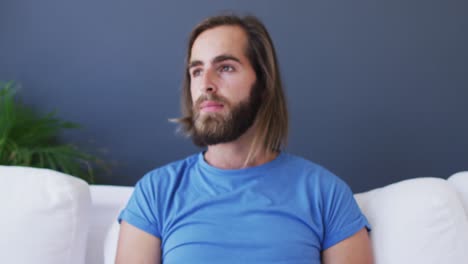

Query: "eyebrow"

xmin=188 ymin=54 xmax=242 ymax=70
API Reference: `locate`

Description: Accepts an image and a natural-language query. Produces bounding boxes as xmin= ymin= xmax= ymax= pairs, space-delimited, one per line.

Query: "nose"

xmin=200 ymin=69 xmax=217 ymax=94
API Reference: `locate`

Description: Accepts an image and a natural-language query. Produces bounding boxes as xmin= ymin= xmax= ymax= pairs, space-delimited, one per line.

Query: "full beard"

xmin=191 ymin=83 xmax=262 ymax=147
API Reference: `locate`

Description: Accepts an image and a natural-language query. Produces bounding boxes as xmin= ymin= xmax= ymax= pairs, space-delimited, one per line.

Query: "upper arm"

xmin=115 ymin=220 xmax=161 ymax=264
xmin=322 ymin=228 xmax=374 ymax=264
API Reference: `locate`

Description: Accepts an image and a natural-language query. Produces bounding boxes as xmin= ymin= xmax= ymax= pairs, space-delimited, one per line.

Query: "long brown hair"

xmin=173 ymin=14 xmax=288 ymax=165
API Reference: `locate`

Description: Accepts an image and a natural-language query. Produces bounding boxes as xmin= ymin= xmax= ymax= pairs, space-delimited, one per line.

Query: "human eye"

xmin=191 ymin=68 xmax=202 ymax=77
xmin=219 ymin=65 xmax=235 ymax=72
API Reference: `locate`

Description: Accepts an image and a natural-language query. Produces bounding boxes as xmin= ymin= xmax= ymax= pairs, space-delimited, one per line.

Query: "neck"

xmin=203 ymin=126 xmax=278 ymax=169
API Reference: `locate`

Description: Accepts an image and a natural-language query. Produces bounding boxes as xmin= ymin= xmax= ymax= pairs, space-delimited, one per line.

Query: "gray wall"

xmin=1 ymin=0 xmax=467 ymax=192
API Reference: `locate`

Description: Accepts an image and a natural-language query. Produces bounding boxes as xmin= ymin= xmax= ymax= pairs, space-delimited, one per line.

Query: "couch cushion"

xmin=355 ymin=177 xmax=468 ymax=264
xmin=448 ymin=171 xmax=468 ymax=217
xmin=0 ymin=166 xmax=91 ymax=264
xmin=104 ymin=207 xmax=124 ymax=264
xmin=87 ymin=185 xmax=133 ymax=264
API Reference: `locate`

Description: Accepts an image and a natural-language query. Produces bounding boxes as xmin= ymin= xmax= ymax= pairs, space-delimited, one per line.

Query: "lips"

xmin=199 ymin=100 xmax=224 ymax=112
xmin=200 ymin=101 xmax=223 ymax=108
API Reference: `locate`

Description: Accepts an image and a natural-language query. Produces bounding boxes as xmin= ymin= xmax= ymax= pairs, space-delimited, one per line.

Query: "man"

xmin=116 ymin=14 xmax=373 ymax=264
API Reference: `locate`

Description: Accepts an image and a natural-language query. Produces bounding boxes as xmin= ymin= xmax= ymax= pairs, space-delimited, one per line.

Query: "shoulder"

xmin=135 ymin=153 xmax=199 ymax=190
xmin=280 ymin=153 xmax=354 ymax=201
xmin=281 ymin=153 xmax=343 ymax=183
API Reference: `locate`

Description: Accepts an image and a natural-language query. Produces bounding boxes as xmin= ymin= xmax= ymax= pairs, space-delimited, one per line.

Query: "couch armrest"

xmin=0 ymin=166 xmax=90 ymax=264
xmin=355 ymin=177 xmax=468 ymax=264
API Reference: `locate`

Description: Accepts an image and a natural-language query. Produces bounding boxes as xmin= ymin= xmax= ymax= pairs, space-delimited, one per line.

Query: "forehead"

xmin=190 ymin=25 xmax=249 ymax=62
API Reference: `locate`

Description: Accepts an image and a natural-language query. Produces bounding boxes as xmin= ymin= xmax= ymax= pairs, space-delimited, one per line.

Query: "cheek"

xmin=226 ymin=78 xmax=253 ymax=100
xmin=190 ymin=84 xmax=199 ymax=103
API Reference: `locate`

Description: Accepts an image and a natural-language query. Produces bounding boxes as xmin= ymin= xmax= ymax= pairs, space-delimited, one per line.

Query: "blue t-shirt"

xmin=118 ymin=152 xmax=370 ymax=264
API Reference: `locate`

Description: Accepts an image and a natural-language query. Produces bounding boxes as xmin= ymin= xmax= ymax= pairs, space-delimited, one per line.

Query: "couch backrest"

xmin=0 ymin=166 xmax=90 ymax=264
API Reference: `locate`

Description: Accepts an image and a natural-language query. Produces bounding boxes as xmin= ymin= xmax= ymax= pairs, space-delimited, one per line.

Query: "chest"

xmin=160 ymin=186 xmax=324 ymax=263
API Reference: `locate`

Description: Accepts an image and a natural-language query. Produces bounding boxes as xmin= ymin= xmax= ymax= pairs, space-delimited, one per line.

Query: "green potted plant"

xmin=0 ymin=81 xmax=107 ymax=183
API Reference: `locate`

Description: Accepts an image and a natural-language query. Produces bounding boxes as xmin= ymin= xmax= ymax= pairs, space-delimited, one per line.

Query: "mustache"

xmin=194 ymin=94 xmax=229 ymax=108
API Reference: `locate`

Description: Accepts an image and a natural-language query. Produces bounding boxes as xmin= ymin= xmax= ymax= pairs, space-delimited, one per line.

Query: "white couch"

xmin=1 ymin=166 xmax=467 ymax=264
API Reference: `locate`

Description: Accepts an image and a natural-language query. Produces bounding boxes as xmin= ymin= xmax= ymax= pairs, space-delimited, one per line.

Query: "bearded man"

xmin=116 ymin=14 xmax=374 ymax=264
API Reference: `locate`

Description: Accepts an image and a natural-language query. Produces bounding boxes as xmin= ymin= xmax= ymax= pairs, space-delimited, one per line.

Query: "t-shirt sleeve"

xmin=118 ymin=173 xmax=162 ymax=238
xmin=320 ymin=171 xmax=371 ymax=250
